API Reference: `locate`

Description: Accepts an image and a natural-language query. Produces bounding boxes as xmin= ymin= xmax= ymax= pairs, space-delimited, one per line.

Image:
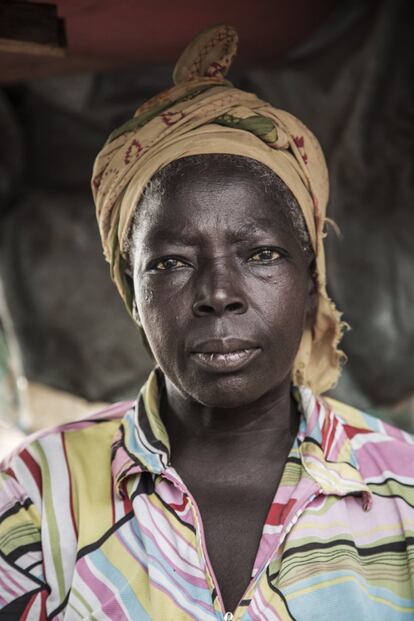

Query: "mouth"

xmin=190 ymin=338 xmax=261 ymax=373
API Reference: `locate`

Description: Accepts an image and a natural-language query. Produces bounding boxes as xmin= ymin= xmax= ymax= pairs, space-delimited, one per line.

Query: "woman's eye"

xmin=153 ymin=258 xmax=186 ymax=271
xmin=248 ymin=249 xmax=281 ymax=263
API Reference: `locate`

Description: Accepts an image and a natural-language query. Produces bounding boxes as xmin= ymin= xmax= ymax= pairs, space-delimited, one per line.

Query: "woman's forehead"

xmin=160 ymin=154 xmax=279 ymax=193
xmin=143 ymin=155 xmax=292 ymax=218
xmin=130 ymin=154 xmax=313 ymax=258
xmin=143 ymin=215 xmax=293 ymax=248
xmin=139 ymin=171 xmax=292 ymax=236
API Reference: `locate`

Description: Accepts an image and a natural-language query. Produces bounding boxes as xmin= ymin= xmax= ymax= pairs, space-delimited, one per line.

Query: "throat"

xmin=163 ymin=375 xmax=299 ymax=440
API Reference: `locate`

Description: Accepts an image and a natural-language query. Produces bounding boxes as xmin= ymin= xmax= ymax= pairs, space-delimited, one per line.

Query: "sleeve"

xmin=0 ymin=463 xmax=49 ymax=619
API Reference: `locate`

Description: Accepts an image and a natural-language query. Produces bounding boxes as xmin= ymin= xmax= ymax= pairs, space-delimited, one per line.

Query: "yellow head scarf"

xmin=92 ymin=24 xmax=346 ymax=395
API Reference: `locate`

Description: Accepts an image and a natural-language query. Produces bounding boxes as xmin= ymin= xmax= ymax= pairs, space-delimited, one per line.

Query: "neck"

xmin=161 ymin=375 xmax=299 ymax=461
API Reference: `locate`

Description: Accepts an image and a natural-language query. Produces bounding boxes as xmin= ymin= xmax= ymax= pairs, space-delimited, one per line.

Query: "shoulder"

xmin=0 ymin=401 xmax=133 ymax=510
xmin=0 ymin=402 xmax=134 ymax=612
xmin=325 ymin=395 xmax=414 ymax=481
xmin=325 ymin=395 xmax=414 ymax=443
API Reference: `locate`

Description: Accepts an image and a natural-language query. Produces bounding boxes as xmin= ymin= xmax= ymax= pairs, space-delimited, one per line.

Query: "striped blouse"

xmin=1 ymin=368 xmax=414 ymax=620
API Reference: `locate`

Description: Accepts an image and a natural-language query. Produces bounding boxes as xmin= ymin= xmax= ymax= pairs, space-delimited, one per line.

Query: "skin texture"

xmin=131 ymin=156 xmax=316 ymax=613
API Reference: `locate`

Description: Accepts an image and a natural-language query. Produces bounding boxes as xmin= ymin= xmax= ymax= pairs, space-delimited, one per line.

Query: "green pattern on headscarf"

xmin=215 ymin=113 xmax=278 ymax=143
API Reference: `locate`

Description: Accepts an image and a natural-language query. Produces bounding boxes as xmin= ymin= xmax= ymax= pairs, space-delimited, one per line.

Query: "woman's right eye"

xmin=153 ymin=258 xmax=187 ymax=271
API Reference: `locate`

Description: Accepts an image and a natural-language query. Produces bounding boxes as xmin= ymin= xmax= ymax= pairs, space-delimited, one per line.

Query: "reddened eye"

xmin=248 ymin=248 xmax=282 ymax=263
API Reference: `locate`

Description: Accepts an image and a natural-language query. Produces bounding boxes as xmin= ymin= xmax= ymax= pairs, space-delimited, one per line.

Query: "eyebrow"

xmin=148 ymin=219 xmax=276 ymax=247
xmin=148 ymin=228 xmax=199 ymax=246
xmin=228 ymin=221 xmax=272 ymax=243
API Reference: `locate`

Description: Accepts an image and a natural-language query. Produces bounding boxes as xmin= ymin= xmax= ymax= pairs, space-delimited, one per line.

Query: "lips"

xmin=191 ymin=338 xmax=258 ymax=354
xmin=190 ymin=338 xmax=261 ymax=372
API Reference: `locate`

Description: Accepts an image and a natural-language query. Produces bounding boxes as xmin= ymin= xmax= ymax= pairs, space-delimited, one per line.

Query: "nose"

xmin=192 ymin=261 xmax=247 ymax=317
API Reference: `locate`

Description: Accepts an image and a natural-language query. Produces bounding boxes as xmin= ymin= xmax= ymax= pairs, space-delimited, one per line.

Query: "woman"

xmin=1 ymin=25 xmax=413 ymax=620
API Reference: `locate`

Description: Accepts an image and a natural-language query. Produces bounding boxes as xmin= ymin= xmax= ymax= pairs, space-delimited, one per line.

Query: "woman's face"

xmin=132 ymin=158 xmax=315 ymax=408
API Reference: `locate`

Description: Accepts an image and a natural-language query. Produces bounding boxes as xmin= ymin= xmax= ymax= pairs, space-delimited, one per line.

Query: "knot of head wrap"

xmin=92 ymin=24 xmax=347 ymax=395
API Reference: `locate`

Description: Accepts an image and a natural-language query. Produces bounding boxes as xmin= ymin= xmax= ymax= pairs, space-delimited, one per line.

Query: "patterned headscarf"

xmin=92 ymin=25 xmax=346 ymax=395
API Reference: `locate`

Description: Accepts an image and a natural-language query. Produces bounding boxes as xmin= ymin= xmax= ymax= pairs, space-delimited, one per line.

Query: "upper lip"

xmin=191 ymin=338 xmax=259 ymax=354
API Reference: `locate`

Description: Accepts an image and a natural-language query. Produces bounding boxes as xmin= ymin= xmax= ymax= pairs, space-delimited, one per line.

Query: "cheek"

xmin=135 ymin=277 xmax=188 ymax=354
xmin=258 ymin=276 xmax=309 ymax=351
xmin=256 ymin=269 xmax=308 ymax=319
xmin=135 ymin=279 xmax=152 ymax=320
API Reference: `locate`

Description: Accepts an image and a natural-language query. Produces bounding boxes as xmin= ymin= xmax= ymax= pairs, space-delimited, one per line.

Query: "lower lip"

xmin=190 ymin=348 xmax=260 ymax=372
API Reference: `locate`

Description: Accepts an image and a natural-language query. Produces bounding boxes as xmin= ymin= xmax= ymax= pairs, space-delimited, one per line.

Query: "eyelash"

xmin=247 ymin=247 xmax=284 ymax=263
xmin=150 ymin=257 xmax=188 ymax=271
xmin=148 ymin=247 xmax=287 ymax=272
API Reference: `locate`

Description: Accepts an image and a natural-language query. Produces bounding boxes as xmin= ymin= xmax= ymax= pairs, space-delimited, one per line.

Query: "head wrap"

xmin=92 ymin=24 xmax=346 ymax=395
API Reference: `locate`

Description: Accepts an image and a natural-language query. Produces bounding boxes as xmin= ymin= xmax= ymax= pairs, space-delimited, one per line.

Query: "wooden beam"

xmin=0 ymin=1 xmax=66 ymax=56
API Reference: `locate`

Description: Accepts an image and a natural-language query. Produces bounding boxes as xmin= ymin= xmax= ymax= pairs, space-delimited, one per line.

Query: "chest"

xmin=178 ymin=462 xmax=286 ymax=612
xmin=66 ymin=489 xmax=414 ymax=621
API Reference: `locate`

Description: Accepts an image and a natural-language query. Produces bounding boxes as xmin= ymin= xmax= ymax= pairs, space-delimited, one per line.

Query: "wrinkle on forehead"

xmin=142 ymin=216 xmax=294 ymax=249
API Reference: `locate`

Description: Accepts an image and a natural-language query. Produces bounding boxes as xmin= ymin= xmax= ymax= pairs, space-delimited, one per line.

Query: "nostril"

xmin=197 ymin=304 xmax=215 ymax=315
xmin=226 ymin=302 xmax=243 ymax=312
xmin=193 ymin=299 xmax=246 ymax=316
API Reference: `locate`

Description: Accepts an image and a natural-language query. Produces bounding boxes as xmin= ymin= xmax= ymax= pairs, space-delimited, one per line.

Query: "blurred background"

xmin=1 ymin=0 xmax=413 ymax=458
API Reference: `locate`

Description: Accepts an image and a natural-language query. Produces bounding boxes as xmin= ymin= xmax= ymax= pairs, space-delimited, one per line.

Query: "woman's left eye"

xmin=248 ymin=249 xmax=281 ymax=263
xmin=154 ymin=258 xmax=186 ymax=270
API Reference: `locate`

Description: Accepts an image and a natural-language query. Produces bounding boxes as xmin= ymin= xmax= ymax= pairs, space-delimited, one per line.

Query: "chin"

xmin=183 ymin=372 xmax=271 ymax=409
